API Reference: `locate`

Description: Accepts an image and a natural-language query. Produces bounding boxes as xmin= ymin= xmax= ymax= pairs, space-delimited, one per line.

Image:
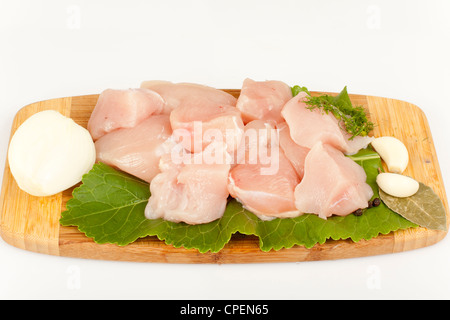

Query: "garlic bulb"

xmin=8 ymin=110 xmax=96 ymax=196
xmin=371 ymin=136 xmax=409 ymax=174
xmin=376 ymin=172 xmax=419 ymax=198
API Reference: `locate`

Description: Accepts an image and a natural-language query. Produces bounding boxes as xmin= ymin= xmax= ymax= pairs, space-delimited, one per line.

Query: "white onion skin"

xmin=8 ymin=110 xmax=96 ymax=196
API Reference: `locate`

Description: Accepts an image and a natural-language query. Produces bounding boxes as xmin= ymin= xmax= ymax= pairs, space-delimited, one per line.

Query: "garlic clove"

xmin=8 ymin=110 xmax=96 ymax=197
xmin=371 ymin=136 xmax=409 ymax=174
xmin=376 ymin=172 xmax=419 ymax=198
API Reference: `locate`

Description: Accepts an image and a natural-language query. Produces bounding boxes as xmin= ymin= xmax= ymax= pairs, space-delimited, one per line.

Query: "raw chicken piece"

xmin=145 ymin=142 xmax=231 ymax=225
xmin=140 ymin=80 xmax=237 ymax=114
xmin=277 ymin=122 xmax=310 ymax=180
xmin=228 ymin=120 xmax=301 ymax=219
xmin=233 ymin=119 xmax=276 ymax=165
xmin=294 ymin=142 xmax=374 ymax=219
xmin=95 ymin=115 xmax=172 ymax=183
xmin=281 ymin=92 xmax=374 ymax=155
xmin=88 ymin=88 xmax=164 ymax=141
xmin=170 ymin=100 xmax=244 ymax=154
xmin=236 ymin=78 xmax=293 ymax=124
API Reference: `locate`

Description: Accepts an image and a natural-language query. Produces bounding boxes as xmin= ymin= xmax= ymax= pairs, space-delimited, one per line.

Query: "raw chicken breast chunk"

xmin=145 ymin=142 xmax=231 ymax=225
xmin=95 ymin=115 xmax=172 ymax=183
xmin=88 ymin=88 xmax=164 ymax=141
xmin=236 ymin=78 xmax=293 ymax=124
xmin=294 ymin=142 xmax=374 ymax=219
xmin=140 ymin=80 xmax=237 ymax=114
xmin=228 ymin=120 xmax=301 ymax=219
xmin=281 ymin=92 xmax=373 ymax=155
xmin=277 ymin=122 xmax=310 ymax=180
xmin=170 ymin=99 xmax=244 ymax=154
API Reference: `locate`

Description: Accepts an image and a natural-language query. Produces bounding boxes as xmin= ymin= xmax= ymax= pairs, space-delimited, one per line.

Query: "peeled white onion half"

xmin=8 ymin=110 xmax=96 ymax=197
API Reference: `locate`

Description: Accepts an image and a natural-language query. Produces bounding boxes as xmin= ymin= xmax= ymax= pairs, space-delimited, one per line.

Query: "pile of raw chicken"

xmin=87 ymin=79 xmax=374 ymax=225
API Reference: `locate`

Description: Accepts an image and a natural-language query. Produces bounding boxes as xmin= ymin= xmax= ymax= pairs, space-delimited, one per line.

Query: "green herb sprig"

xmin=291 ymin=85 xmax=374 ymax=140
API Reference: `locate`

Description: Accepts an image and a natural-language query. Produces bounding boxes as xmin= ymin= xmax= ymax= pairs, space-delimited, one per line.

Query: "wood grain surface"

xmin=1 ymin=90 xmax=448 ymax=263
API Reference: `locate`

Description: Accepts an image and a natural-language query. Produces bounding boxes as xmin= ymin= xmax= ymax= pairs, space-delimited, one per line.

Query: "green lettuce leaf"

xmin=60 ymin=148 xmax=416 ymax=253
xmin=291 ymin=85 xmax=310 ymax=97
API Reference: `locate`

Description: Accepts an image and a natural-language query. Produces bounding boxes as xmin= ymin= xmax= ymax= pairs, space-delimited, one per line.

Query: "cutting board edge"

xmin=0 ymin=225 xmax=445 ymax=263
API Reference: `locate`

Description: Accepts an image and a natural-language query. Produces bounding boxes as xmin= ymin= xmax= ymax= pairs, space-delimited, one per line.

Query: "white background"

xmin=1 ymin=0 xmax=449 ymax=300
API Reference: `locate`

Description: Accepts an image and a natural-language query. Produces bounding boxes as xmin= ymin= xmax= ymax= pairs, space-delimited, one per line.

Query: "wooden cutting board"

xmin=1 ymin=90 xmax=448 ymax=263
